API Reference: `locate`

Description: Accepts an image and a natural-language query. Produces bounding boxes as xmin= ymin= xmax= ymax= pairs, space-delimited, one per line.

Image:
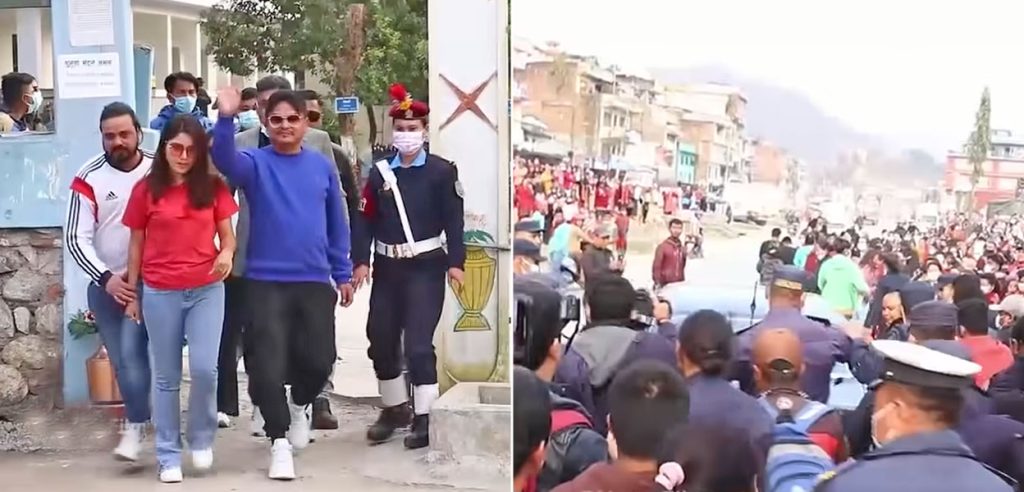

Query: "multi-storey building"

xmin=945 ymin=129 xmax=1024 ymax=208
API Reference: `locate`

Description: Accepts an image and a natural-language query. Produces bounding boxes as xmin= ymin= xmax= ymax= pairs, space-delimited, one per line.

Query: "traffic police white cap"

xmin=871 ymin=339 xmax=982 ymax=389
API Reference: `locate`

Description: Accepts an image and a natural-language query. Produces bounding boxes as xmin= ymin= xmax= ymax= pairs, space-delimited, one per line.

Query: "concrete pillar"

xmin=429 ymin=0 xmax=511 ymax=389
xmin=192 ymin=20 xmax=202 ymax=75
xmin=51 ymin=0 xmax=136 ymax=405
xmin=15 ymin=8 xmax=44 ymax=80
xmin=163 ymin=15 xmax=173 ymax=76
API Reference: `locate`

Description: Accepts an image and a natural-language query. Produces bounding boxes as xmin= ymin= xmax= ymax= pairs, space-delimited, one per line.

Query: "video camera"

xmin=513 ymin=291 xmax=582 ymax=368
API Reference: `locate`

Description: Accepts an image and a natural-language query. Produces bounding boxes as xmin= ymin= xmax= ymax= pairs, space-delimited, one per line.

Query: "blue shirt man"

xmin=150 ymin=72 xmax=213 ymax=132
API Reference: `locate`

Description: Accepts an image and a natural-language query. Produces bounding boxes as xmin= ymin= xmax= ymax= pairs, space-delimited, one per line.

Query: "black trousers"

xmin=217 ymin=276 xmax=250 ymax=416
xmin=245 ymin=280 xmax=337 ymax=440
xmin=366 ymin=255 xmax=445 ymax=385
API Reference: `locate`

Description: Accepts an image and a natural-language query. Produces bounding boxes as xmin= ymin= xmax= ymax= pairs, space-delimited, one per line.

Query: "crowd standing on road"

xmin=513 ymin=207 xmax=1024 ymax=492
xmin=63 ymin=70 xmax=464 ymax=483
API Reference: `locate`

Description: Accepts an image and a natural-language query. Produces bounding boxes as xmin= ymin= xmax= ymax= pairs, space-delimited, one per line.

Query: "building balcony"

xmin=600 ymin=126 xmax=627 ymax=140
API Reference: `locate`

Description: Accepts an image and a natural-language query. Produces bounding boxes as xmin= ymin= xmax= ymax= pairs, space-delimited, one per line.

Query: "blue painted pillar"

xmin=53 ymin=0 xmax=137 ymax=405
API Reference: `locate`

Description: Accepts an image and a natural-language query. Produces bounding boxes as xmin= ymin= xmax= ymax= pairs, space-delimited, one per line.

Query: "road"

xmin=621 ymin=222 xmax=865 ymax=409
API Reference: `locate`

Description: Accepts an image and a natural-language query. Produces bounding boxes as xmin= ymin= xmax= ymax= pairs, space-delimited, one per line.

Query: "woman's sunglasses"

xmin=167 ymin=142 xmax=194 ymax=158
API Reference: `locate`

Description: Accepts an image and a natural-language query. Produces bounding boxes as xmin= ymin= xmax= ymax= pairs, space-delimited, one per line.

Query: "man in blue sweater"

xmin=211 ymin=86 xmax=353 ymax=481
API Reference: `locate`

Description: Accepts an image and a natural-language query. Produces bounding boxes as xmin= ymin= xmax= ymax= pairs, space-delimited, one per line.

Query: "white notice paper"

xmin=69 ymin=0 xmax=115 ymax=47
xmin=56 ymin=53 xmax=121 ymax=100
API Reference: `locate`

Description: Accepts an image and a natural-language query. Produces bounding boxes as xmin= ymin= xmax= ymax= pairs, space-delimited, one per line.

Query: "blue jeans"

xmin=142 ymin=281 xmax=225 ymax=469
xmin=87 ymin=283 xmax=151 ymax=424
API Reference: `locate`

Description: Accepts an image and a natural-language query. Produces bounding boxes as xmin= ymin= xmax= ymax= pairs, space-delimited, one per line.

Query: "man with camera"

xmin=514 ymin=276 xmax=608 ymax=491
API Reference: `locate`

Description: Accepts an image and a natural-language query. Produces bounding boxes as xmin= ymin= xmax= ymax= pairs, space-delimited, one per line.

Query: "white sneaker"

xmin=268 ymin=438 xmax=295 ymax=480
xmin=251 ymin=407 xmax=265 ymax=437
xmin=113 ymin=422 xmax=145 ymax=462
xmin=287 ymin=401 xmax=311 ymax=449
xmin=159 ymin=467 xmax=183 ymax=483
xmin=191 ymin=449 xmax=213 ymax=470
xmin=217 ymin=412 xmax=231 ymax=428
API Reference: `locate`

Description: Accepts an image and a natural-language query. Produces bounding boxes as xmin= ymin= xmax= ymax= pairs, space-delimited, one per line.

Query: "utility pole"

xmin=335 ymin=3 xmax=366 ymax=138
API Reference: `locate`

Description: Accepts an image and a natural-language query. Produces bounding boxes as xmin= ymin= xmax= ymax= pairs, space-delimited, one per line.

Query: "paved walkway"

xmin=0 ymin=379 xmax=505 ymax=491
xmin=330 ymin=286 xmax=379 ymax=401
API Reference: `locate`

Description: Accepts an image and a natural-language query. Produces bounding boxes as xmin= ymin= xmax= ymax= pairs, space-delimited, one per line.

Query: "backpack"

xmin=758 ymin=398 xmax=835 ymax=492
xmin=537 ymin=409 xmax=594 ymax=492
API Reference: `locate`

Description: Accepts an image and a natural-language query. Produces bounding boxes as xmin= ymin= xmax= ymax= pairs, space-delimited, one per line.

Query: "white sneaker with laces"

xmin=217 ymin=412 xmax=231 ymax=428
xmin=287 ymin=401 xmax=311 ymax=449
xmin=113 ymin=422 xmax=145 ymax=462
xmin=251 ymin=407 xmax=265 ymax=437
xmin=191 ymin=449 xmax=213 ymax=470
xmin=268 ymin=438 xmax=295 ymax=480
xmin=159 ymin=467 xmax=183 ymax=483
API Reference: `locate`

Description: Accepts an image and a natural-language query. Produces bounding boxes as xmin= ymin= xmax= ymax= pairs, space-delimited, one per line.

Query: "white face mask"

xmin=870 ymin=402 xmax=896 ymax=448
xmin=393 ymin=131 xmax=425 ymax=155
xmin=26 ymin=91 xmax=42 ymax=114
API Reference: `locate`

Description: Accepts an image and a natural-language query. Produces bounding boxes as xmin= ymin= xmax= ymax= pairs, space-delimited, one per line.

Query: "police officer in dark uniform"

xmin=352 ymin=83 xmax=465 ymax=449
xmin=733 ymin=266 xmax=851 ymax=403
xmin=815 ymin=339 xmax=1015 ymax=492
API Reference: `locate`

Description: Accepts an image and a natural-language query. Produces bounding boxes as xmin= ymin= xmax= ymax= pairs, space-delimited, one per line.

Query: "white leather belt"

xmin=374 ymin=236 xmax=444 ymax=259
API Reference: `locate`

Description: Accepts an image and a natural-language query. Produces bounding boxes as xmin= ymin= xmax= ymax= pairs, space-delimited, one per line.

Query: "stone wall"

xmin=0 ymin=228 xmax=63 ymax=411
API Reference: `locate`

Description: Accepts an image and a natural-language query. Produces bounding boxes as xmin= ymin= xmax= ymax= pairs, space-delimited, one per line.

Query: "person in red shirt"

xmin=122 ymin=115 xmax=238 ymax=483
xmin=614 ymin=207 xmax=631 ymax=255
xmin=652 ymin=218 xmax=687 ymax=289
xmin=959 ymin=298 xmax=1013 ymax=390
xmin=593 ymin=178 xmax=611 ymax=210
xmin=662 ymin=187 xmax=679 ymax=216
xmin=515 ymin=178 xmax=535 ymax=218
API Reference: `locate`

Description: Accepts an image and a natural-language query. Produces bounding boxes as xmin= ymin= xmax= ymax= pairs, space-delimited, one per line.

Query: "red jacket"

xmin=653 ymin=237 xmax=687 ymax=286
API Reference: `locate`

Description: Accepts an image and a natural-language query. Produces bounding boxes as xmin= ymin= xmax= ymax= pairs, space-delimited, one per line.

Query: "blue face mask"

xmin=173 ymin=95 xmax=197 ymax=113
xmin=238 ymin=110 xmax=259 ymax=130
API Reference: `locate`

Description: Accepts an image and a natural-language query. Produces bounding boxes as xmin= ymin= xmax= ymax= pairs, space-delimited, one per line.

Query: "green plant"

xmin=67 ymin=309 xmax=98 ymax=340
xmin=464 ymin=230 xmax=495 ymax=246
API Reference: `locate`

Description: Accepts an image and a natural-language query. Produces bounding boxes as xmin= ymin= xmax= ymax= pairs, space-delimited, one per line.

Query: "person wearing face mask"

xmin=150 ymin=72 xmax=213 ymax=132
xmin=515 ymin=239 xmax=545 ymax=275
xmin=352 ymin=82 xmax=465 ymax=450
xmin=820 ymin=339 xmax=1015 ymax=492
xmin=0 ymin=72 xmax=42 ymax=133
xmin=235 ymin=88 xmax=260 ymax=132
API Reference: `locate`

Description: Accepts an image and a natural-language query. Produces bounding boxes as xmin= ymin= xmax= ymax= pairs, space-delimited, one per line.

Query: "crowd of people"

xmin=64 ymin=73 xmax=465 ymax=483
xmin=513 ymin=208 xmax=1024 ymax=492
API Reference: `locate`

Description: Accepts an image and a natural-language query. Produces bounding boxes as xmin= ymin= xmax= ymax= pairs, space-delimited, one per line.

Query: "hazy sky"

xmin=513 ymin=0 xmax=1024 ymax=156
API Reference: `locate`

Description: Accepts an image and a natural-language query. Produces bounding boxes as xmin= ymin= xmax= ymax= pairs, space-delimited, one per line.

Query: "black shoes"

xmin=312 ymin=397 xmax=339 ymax=430
xmin=366 ymin=403 xmax=413 ymax=443
xmin=403 ymin=414 xmax=429 ymax=449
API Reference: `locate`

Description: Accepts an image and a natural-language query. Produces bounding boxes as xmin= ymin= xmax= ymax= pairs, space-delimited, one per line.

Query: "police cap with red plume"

xmin=388 ymin=83 xmax=429 ymax=120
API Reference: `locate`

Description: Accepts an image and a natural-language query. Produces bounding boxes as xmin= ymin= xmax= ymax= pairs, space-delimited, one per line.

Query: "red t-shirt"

xmin=594 ymin=185 xmax=611 ymax=209
xmin=515 ymin=184 xmax=535 ymax=217
xmin=122 ymin=178 xmax=238 ymax=290
xmin=663 ymin=190 xmax=679 ymax=214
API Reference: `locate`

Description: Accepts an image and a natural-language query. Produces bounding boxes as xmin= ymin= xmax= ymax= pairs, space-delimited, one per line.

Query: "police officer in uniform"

xmin=733 ymin=266 xmax=851 ymax=403
xmin=815 ymin=339 xmax=1015 ymax=492
xmin=352 ymin=83 xmax=465 ymax=449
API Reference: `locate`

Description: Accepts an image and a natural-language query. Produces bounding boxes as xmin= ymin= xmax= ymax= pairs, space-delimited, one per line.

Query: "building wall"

xmin=680 ymin=119 xmax=717 ymax=184
xmin=945 ymin=154 xmax=1023 ymax=207
xmin=0 ymin=228 xmax=63 ymax=409
xmin=753 ymin=141 xmax=787 ymax=184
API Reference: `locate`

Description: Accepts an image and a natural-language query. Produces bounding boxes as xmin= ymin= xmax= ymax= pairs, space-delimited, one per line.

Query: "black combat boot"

xmin=366 ymin=403 xmax=412 ymax=443
xmin=403 ymin=414 xmax=429 ymax=449
xmin=312 ymin=397 xmax=339 ymax=430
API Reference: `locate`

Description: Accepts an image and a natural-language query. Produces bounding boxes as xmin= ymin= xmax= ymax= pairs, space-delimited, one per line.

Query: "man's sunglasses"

xmin=307 ymin=111 xmax=321 ymax=123
xmin=267 ymin=114 xmax=304 ymax=127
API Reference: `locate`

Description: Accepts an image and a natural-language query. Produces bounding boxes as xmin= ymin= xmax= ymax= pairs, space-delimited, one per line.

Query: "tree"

xmin=964 ymin=87 xmax=991 ymax=210
xmin=201 ymin=0 xmax=428 ymax=134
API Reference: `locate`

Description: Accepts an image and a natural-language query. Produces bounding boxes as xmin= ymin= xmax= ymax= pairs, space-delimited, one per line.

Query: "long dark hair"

xmin=148 ymin=114 xmax=217 ymax=209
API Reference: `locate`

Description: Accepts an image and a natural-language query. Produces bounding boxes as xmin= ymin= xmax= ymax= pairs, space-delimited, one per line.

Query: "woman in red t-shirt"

xmin=122 ymin=115 xmax=238 ymax=483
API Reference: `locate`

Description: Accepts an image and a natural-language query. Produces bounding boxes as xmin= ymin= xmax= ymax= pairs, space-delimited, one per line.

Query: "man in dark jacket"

xmin=514 ymin=276 xmax=609 ymax=491
xmin=579 ymin=224 xmax=620 ymax=282
xmin=848 ymin=281 xmax=934 ymax=384
xmin=991 ymin=317 xmax=1024 ymax=423
xmin=553 ymin=274 xmax=677 ymax=435
xmin=652 ymin=218 xmax=687 ymax=288
xmin=865 ymin=253 xmax=910 ymax=329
